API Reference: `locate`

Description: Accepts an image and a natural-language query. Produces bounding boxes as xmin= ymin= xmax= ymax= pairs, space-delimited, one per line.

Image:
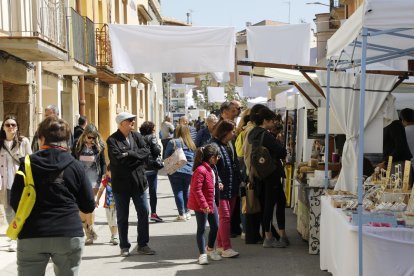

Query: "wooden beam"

xmin=300 ymin=71 xmax=326 ymax=99
xmin=390 ymin=77 xmax=407 ymax=93
xmin=291 ymin=81 xmax=318 ymax=109
xmin=365 ymin=70 xmax=414 ymax=77
xmin=237 ymin=60 xmax=324 ymax=72
xmin=238 ymin=60 xmax=414 ymax=77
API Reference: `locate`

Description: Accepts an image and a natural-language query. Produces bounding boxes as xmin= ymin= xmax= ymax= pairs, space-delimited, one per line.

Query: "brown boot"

xmin=83 ymin=223 xmax=93 ymax=245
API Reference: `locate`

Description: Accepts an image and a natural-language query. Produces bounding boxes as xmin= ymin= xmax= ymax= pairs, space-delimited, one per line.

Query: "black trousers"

xmin=230 ymin=196 xmax=242 ymax=235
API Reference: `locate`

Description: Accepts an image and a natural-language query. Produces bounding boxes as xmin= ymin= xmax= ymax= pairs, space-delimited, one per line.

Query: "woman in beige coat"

xmin=0 ymin=114 xmax=31 ymax=252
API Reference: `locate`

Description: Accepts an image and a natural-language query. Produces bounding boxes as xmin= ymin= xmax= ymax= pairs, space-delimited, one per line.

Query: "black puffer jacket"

xmin=143 ymin=133 xmax=162 ymax=172
xmin=10 ymin=148 xmax=95 ymax=239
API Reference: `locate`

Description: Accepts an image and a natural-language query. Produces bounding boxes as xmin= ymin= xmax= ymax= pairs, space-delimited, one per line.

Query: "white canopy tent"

xmin=322 ymin=1 xmax=414 ymax=275
xmin=328 ymin=0 xmax=414 ymax=69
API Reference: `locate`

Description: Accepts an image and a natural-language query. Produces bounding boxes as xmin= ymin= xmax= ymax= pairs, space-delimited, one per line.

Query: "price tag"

xmin=402 ymin=160 xmax=411 ymax=192
xmin=386 ymin=156 xmax=393 ymax=186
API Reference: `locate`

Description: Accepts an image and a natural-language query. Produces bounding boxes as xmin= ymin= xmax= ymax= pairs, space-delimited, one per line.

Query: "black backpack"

xmin=250 ymin=131 xmax=276 ymax=180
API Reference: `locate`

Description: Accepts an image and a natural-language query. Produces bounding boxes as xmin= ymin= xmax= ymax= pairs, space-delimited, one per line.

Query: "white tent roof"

xmin=327 ymin=0 xmax=414 ymax=67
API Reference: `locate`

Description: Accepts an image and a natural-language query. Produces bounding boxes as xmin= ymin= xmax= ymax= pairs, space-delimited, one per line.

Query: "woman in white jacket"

xmin=0 ymin=114 xmax=31 ymax=252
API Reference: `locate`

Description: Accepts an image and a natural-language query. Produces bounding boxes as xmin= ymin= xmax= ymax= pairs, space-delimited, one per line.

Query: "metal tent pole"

xmin=357 ymin=27 xmax=369 ymax=276
xmin=324 ymin=61 xmax=332 ymax=190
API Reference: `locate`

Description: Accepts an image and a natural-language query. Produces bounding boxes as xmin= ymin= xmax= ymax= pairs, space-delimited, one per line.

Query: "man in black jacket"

xmin=73 ymin=115 xmax=87 ymax=141
xmin=107 ymin=112 xmax=155 ymax=257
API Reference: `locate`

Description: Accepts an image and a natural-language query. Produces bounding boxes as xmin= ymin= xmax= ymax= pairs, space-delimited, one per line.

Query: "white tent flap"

xmin=316 ymin=71 xmax=398 ymax=193
xmin=207 ymin=87 xmax=225 ymax=103
xmin=109 ymin=25 xmax=235 ymax=73
xmin=247 ymin=24 xmax=311 ymax=65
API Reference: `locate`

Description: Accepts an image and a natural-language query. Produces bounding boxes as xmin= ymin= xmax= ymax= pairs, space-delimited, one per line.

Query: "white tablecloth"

xmin=320 ymin=196 xmax=414 ymax=276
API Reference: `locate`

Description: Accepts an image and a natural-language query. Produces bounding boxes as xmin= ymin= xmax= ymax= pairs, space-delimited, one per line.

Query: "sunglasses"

xmin=4 ymin=123 xmax=17 ymax=128
xmin=126 ymin=118 xmax=135 ymax=122
xmin=87 ymin=136 xmax=96 ymax=140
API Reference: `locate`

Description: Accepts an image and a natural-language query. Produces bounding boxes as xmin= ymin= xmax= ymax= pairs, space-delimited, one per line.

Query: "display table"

xmin=296 ymin=179 xmax=324 ymax=254
xmin=320 ymin=196 xmax=414 ymax=276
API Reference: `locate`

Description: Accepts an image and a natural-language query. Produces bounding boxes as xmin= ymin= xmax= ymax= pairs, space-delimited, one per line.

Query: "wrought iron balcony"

xmin=94 ymin=23 xmax=128 ymax=84
xmin=0 ymin=0 xmax=67 ymax=61
xmin=43 ymin=8 xmax=96 ymax=75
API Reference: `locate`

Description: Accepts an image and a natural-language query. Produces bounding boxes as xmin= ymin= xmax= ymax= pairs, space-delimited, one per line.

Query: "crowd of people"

xmin=0 ymin=100 xmax=293 ymax=275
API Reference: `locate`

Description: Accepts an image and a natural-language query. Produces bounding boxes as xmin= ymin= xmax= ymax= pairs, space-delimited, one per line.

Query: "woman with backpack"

xmin=210 ymin=119 xmax=241 ymax=258
xmin=140 ymin=121 xmax=163 ymax=222
xmin=248 ymin=107 xmax=289 ymax=248
xmin=10 ymin=116 xmax=95 ymax=275
xmin=0 ymin=114 xmax=32 ymax=252
xmin=73 ymin=123 xmax=106 ymax=245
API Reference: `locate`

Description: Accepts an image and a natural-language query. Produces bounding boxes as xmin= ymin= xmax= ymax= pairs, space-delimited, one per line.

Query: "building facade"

xmin=0 ymin=0 xmax=164 ymax=142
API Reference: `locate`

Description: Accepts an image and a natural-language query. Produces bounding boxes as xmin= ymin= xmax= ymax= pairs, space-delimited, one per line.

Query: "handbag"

xmin=6 ymin=155 xmax=36 ymax=240
xmin=164 ymin=139 xmax=187 ymax=175
xmin=152 ymin=156 xmax=164 ymax=170
xmin=242 ymin=182 xmax=261 ymax=214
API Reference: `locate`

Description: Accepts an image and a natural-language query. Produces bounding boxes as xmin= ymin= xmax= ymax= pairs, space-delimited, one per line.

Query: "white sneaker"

xmin=174 ymin=215 xmax=187 ymax=222
xmin=221 ymin=248 xmax=239 ymax=258
xmin=206 ymin=248 xmax=222 ymax=261
xmin=8 ymin=240 xmax=17 ymax=252
xmin=198 ymin=254 xmax=209 ymax=265
xmin=185 ymin=212 xmax=191 ymax=220
xmin=241 ymin=232 xmax=246 ymax=240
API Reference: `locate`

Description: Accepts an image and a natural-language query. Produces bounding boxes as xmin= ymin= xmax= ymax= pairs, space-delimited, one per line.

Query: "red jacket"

xmin=187 ymin=162 xmax=215 ymax=213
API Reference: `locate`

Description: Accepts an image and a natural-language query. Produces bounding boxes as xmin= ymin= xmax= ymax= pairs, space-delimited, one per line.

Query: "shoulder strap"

xmin=3 ymin=145 xmax=20 ymax=165
xmin=15 ymin=155 xmax=34 ymax=187
xmin=172 ymin=139 xmax=177 ymax=150
xmin=259 ymin=131 xmax=266 ymax=147
xmin=24 ymin=155 xmax=34 ymax=187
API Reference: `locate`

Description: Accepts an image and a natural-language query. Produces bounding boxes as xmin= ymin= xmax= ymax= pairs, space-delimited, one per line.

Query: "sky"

xmin=161 ymin=0 xmax=330 ymax=32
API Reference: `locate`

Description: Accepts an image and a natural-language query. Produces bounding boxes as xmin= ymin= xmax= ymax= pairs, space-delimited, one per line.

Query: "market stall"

xmin=320 ymin=0 xmax=414 ymax=275
xmin=320 ymin=196 xmax=414 ymax=276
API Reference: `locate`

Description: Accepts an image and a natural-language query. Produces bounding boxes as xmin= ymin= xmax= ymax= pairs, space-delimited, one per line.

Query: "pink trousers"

xmin=217 ymin=196 xmax=237 ymax=250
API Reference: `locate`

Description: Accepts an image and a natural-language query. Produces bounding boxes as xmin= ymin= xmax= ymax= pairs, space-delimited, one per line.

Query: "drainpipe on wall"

xmin=36 ymin=62 xmax=43 ymax=124
xmin=76 ymin=0 xmax=86 ymax=116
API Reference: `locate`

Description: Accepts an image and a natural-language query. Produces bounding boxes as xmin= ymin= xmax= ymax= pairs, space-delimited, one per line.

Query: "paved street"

xmin=0 ymin=172 xmax=330 ymax=276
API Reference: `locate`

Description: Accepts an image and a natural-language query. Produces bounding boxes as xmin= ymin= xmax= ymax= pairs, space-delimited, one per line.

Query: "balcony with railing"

xmin=0 ymin=0 xmax=68 ymax=61
xmin=94 ymin=23 xmax=128 ymax=84
xmin=43 ymin=8 xmax=97 ymax=76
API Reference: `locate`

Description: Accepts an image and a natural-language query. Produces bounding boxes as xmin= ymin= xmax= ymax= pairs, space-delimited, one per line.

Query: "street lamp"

xmin=306 ymin=2 xmax=330 ymax=7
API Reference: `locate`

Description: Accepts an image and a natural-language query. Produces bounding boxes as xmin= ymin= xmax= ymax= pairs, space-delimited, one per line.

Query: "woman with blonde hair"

xmin=0 ymin=114 xmax=32 ymax=252
xmin=73 ymin=123 xmax=106 ymax=245
xmin=164 ymin=125 xmax=196 ymax=221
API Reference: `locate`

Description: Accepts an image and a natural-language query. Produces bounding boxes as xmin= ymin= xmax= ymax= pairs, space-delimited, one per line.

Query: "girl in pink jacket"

xmin=187 ymin=144 xmax=223 ymax=265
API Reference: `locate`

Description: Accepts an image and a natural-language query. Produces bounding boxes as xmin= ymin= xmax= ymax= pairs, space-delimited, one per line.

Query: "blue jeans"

xmin=17 ymin=237 xmax=84 ymax=276
xmin=168 ymin=172 xmax=191 ymax=216
xmin=114 ymin=191 xmax=149 ymax=249
xmin=195 ymin=204 xmax=219 ymax=254
xmin=146 ymin=171 xmax=158 ymax=214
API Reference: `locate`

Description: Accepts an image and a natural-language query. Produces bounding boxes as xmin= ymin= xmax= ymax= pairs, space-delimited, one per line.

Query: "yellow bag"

xmin=6 ymin=155 xmax=36 ymax=240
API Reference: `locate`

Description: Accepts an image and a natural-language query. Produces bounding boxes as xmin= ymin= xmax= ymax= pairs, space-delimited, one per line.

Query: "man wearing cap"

xmin=107 ymin=112 xmax=155 ymax=257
